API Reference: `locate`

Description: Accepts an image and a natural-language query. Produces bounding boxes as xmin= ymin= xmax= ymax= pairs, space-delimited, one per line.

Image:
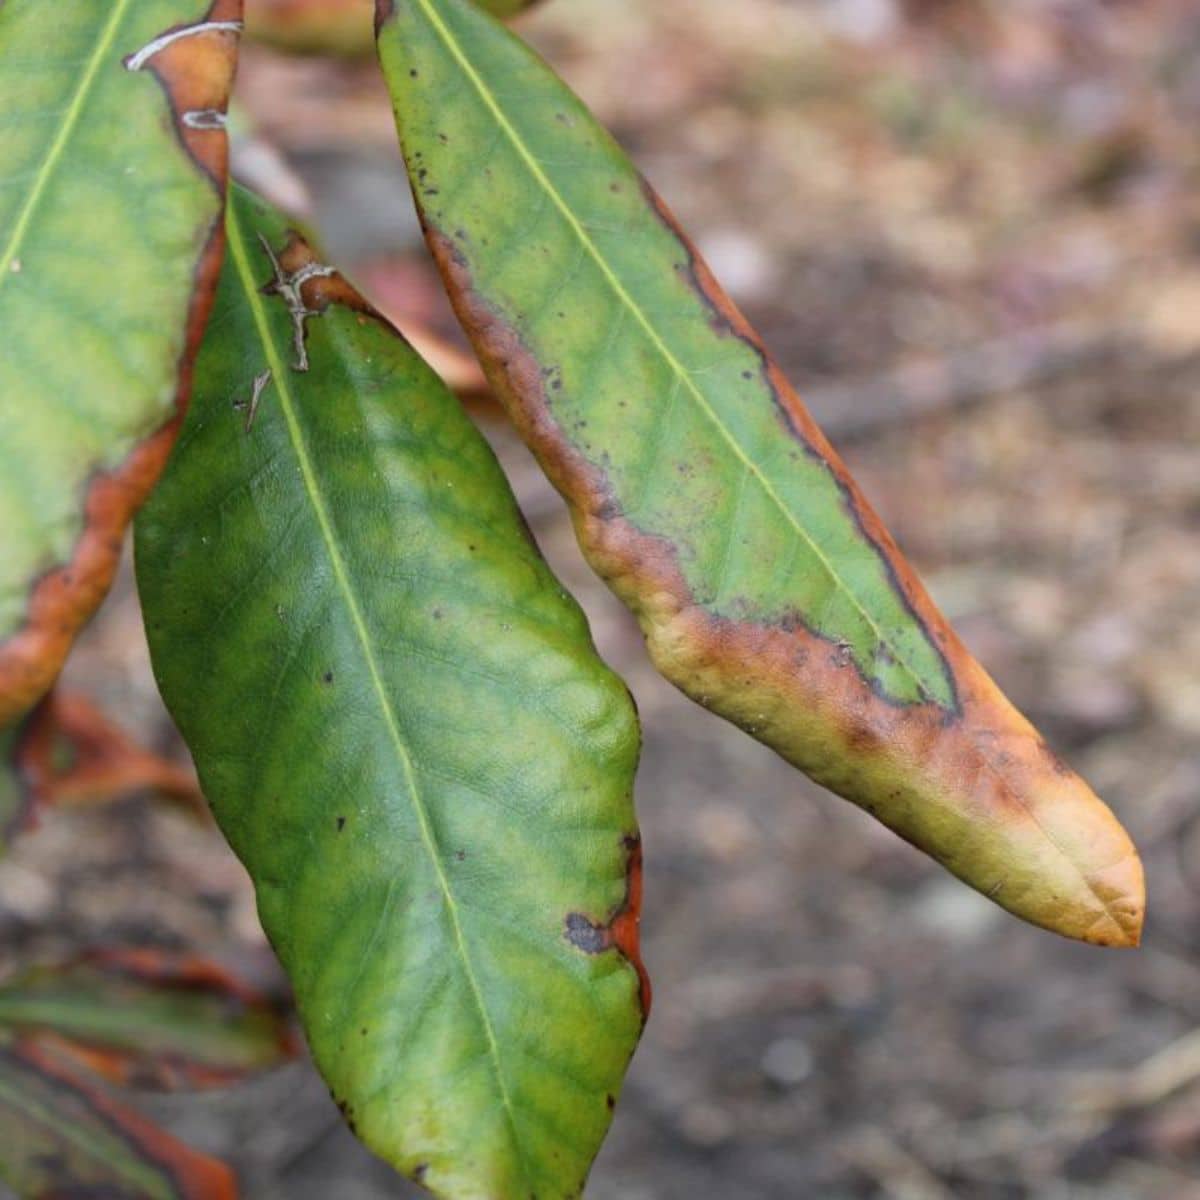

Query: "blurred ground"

xmin=5 ymin=1 xmax=1200 ymax=1196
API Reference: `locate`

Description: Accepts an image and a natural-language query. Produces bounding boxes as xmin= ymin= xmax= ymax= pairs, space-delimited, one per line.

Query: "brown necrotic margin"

xmin=256 ymin=225 xmax=389 ymax=365
xmin=4 ymin=1039 xmax=237 ymax=1199
xmin=564 ymin=835 xmax=651 ymax=1021
xmin=640 ymin=178 xmax=959 ymax=713
xmin=419 ymin=177 xmax=1143 ymax=948
xmin=0 ymin=2 xmax=242 ymax=727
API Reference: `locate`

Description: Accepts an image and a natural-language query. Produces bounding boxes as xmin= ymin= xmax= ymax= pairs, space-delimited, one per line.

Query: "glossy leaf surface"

xmin=0 ymin=1038 xmax=236 ymax=1200
xmin=136 ymin=186 xmax=645 ymax=1197
xmin=0 ymin=949 xmax=296 ymax=1091
xmin=0 ymin=0 xmax=241 ymax=725
xmin=378 ymin=0 xmax=1144 ymax=947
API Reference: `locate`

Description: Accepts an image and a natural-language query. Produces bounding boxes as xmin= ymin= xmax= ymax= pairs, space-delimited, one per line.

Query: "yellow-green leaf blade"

xmin=377 ymin=0 xmax=1144 ymax=947
xmin=0 ymin=0 xmax=241 ymax=724
xmin=135 ymin=186 xmax=646 ymax=1198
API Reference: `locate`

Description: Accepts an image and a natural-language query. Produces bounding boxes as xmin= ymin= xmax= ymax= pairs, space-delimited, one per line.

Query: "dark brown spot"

xmin=374 ymin=0 xmax=396 ymax=34
xmin=564 ymin=913 xmax=609 ymax=954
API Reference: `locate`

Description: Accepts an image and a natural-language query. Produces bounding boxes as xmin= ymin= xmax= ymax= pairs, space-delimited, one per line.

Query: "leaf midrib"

xmin=0 ymin=0 xmax=134 ymax=282
xmin=225 ymin=203 xmax=531 ymax=1188
xmin=409 ymin=0 xmax=943 ymax=707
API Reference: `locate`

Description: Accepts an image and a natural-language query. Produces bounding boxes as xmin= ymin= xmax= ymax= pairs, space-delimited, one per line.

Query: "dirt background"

xmin=5 ymin=1 xmax=1200 ymax=1196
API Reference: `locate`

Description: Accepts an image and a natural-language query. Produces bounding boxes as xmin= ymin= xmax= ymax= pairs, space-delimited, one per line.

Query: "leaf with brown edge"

xmin=0 ymin=1 xmax=243 ymax=727
xmin=377 ymin=0 xmax=1144 ymax=947
xmin=0 ymin=1036 xmax=237 ymax=1200
xmin=15 ymin=690 xmax=205 ymax=821
xmin=136 ymin=184 xmax=646 ymax=1198
xmin=0 ymin=949 xmax=298 ymax=1092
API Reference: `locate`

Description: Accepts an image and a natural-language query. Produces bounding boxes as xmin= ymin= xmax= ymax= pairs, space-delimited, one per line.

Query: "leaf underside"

xmin=136 ymin=185 xmax=646 ymax=1199
xmin=0 ymin=1038 xmax=236 ymax=1200
xmin=377 ymin=0 xmax=1144 ymax=947
xmin=0 ymin=0 xmax=241 ymax=725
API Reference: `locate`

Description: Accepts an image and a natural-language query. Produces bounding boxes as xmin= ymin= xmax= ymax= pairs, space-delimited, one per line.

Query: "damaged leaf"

xmin=377 ymin=0 xmax=1144 ymax=947
xmin=136 ymin=186 xmax=646 ymax=1198
xmin=15 ymin=689 xmax=205 ymax=820
xmin=0 ymin=1037 xmax=236 ymax=1200
xmin=246 ymin=0 xmax=538 ymax=56
xmin=0 ymin=949 xmax=297 ymax=1091
xmin=0 ymin=0 xmax=242 ymax=725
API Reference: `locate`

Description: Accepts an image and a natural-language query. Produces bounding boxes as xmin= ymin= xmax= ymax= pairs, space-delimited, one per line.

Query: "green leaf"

xmin=0 ymin=1037 xmax=237 ymax=1200
xmin=376 ymin=0 xmax=1144 ymax=947
xmin=135 ymin=185 xmax=646 ymax=1198
xmin=0 ymin=950 xmax=296 ymax=1091
xmin=0 ymin=0 xmax=242 ymax=726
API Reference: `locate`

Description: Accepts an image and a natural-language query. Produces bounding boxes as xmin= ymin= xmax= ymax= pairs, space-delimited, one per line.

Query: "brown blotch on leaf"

xmin=420 ymin=185 xmax=1143 ymax=949
xmin=374 ymin=0 xmax=396 ymax=35
xmin=563 ymin=836 xmax=651 ymax=1019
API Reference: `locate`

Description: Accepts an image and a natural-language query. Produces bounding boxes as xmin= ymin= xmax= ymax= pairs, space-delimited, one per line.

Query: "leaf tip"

xmin=1075 ymin=842 xmax=1146 ymax=950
